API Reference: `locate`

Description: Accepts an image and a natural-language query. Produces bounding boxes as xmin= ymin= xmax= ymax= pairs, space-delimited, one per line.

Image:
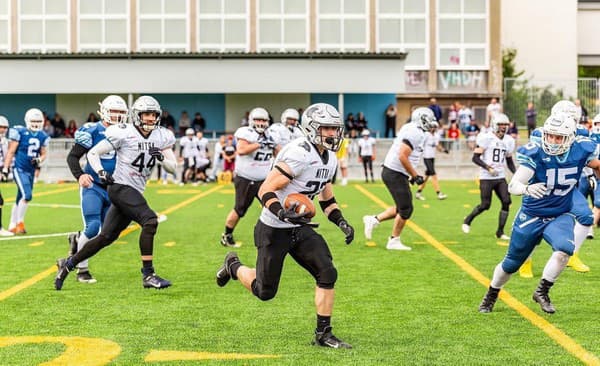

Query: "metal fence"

xmin=503 ymin=78 xmax=599 ymax=128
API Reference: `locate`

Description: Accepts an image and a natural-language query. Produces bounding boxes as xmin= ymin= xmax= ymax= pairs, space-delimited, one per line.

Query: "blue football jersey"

xmin=74 ymin=122 xmax=116 ymax=184
xmin=530 ymin=127 xmax=543 ymax=145
xmin=8 ymin=126 xmax=50 ymax=173
xmin=516 ymin=138 xmax=598 ymax=217
xmin=590 ymin=131 xmax=600 ymax=145
xmin=576 ymin=124 xmax=590 ymax=137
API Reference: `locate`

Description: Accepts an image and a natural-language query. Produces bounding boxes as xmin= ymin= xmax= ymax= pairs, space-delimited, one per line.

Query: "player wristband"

xmin=261 ymin=191 xmax=283 ymax=216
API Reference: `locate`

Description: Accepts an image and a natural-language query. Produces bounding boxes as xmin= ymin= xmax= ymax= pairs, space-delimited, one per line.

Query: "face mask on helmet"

xmin=24 ymin=108 xmax=44 ymax=132
xmin=249 ymin=107 xmax=269 ymax=134
xmin=98 ymin=95 xmax=128 ymax=125
xmin=411 ymin=107 xmax=437 ymax=131
xmin=281 ymin=108 xmax=300 ymax=128
xmin=542 ymin=113 xmax=576 ymax=156
xmin=551 ymin=100 xmax=580 ymax=122
xmin=185 ymin=128 xmax=195 ymax=137
xmin=301 ymin=103 xmax=345 ymax=152
xmin=131 ymin=96 xmax=161 ymax=132
xmin=592 ymin=114 xmax=600 ymax=134
xmin=491 ymin=113 xmax=510 ymax=135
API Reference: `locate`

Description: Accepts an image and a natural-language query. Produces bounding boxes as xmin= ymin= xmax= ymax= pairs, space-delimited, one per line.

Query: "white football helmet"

xmin=98 ymin=95 xmax=128 ymax=125
xmin=249 ymin=107 xmax=269 ymax=134
xmin=551 ymin=100 xmax=580 ymax=122
xmin=301 ymin=103 xmax=344 ymax=151
xmin=185 ymin=128 xmax=195 ymax=136
xmin=0 ymin=115 xmax=9 ymax=128
xmin=542 ymin=112 xmax=576 ymax=156
xmin=131 ymin=96 xmax=161 ymax=132
xmin=411 ymin=107 xmax=437 ymax=131
xmin=24 ymin=108 xmax=44 ymax=132
xmin=592 ymin=113 xmax=600 ymax=134
xmin=281 ymin=108 xmax=300 ymax=127
xmin=361 ymin=129 xmax=370 ymax=136
xmin=491 ymin=113 xmax=510 ymax=134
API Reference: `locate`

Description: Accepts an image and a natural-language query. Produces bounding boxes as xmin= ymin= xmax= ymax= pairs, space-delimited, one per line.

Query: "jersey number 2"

xmin=131 ymin=153 xmax=156 ymax=173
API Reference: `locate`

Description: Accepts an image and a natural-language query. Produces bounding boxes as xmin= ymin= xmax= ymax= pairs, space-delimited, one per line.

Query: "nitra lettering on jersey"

xmin=259 ymin=137 xmax=337 ymax=229
xmin=516 ymin=138 xmax=598 ymax=218
xmin=75 ymin=122 xmax=116 ymax=185
xmin=8 ymin=126 xmax=50 ymax=173
xmin=105 ymin=123 xmax=175 ymax=193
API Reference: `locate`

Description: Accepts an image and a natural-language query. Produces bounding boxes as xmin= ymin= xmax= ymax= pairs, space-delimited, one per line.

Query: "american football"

xmin=283 ymin=193 xmax=316 ymax=218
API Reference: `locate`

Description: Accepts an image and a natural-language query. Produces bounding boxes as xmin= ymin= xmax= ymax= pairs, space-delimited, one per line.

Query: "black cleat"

xmin=220 ymin=233 xmax=238 ymax=247
xmin=68 ymin=231 xmax=80 ymax=257
xmin=532 ymin=279 xmax=556 ymax=314
xmin=55 ymin=258 xmax=72 ymax=290
xmin=216 ymin=252 xmax=240 ymax=287
xmin=479 ymin=287 xmax=500 ymax=313
xmin=142 ymin=271 xmax=172 ymax=289
xmin=77 ymin=269 xmax=97 ymax=284
xmin=313 ymin=326 xmax=352 ymax=349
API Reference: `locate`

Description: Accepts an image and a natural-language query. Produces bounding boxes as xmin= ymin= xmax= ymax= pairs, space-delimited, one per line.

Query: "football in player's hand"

xmin=283 ymin=193 xmax=316 ymax=218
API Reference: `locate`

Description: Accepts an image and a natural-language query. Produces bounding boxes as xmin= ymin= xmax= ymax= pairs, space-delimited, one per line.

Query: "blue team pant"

xmin=80 ymin=183 xmax=111 ymax=238
xmin=502 ymin=209 xmax=576 ymax=273
xmin=578 ymin=173 xmax=600 ymax=209
xmin=13 ymin=168 xmax=33 ymax=202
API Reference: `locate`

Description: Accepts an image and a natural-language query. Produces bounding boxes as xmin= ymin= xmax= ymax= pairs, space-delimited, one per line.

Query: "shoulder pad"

xmin=235 ymin=126 xmax=257 ymax=142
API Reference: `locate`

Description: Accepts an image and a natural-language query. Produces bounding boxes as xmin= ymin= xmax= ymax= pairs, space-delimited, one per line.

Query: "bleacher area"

xmin=40 ymin=137 xmax=529 ymax=183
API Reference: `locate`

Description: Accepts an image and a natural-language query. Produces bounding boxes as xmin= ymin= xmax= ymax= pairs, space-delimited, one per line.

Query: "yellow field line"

xmin=4 ymin=185 xmax=79 ymax=202
xmin=354 ymin=184 xmax=600 ymax=366
xmin=0 ymin=185 xmax=223 ymax=302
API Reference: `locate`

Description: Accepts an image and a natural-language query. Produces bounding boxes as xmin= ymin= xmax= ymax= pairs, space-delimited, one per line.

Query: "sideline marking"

xmin=0 ymin=232 xmax=75 ymax=242
xmin=28 ymin=241 xmax=44 ymax=247
xmin=145 ymin=350 xmax=280 ymax=362
xmin=23 ymin=203 xmax=81 ymax=209
xmin=164 ymin=241 xmax=176 ymax=247
xmin=4 ymin=185 xmax=79 ymax=203
xmin=354 ymin=184 xmax=600 ymax=366
xmin=0 ymin=185 xmax=223 ymax=302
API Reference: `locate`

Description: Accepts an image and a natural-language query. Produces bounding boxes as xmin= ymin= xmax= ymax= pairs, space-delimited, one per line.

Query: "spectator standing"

xmin=447 ymin=102 xmax=458 ymax=126
xmin=65 ymin=120 xmax=78 ymax=138
xmin=43 ymin=119 xmax=55 ymax=137
xmin=447 ymin=122 xmax=460 ymax=150
xmin=507 ymin=121 xmax=519 ymax=140
xmin=222 ymin=135 xmax=236 ymax=172
xmin=428 ymin=98 xmax=443 ymax=124
xmin=51 ymin=113 xmax=66 ymax=137
xmin=192 ymin=112 xmax=206 ymax=132
xmin=86 ymin=113 xmax=99 ymax=122
xmin=356 ymin=112 xmax=368 ymax=134
xmin=161 ymin=110 xmax=176 ymax=131
xmin=178 ymin=111 xmax=191 ymax=137
xmin=486 ymin=97 xmax=502 ymax=125
xmin=384 ymin=104 xmax=397 ymax=138
xmin=575 ymin=99 xmax=588 ymax=122
xmin=525 ymin=101 xmax=537 ymax=137
xmin=465 ymin=119 xmax=481 ymax=150
xmin=345 ymin=113 xmax=357 ymax=138
xmin=457 ymin=102 xmax=473 ymax=136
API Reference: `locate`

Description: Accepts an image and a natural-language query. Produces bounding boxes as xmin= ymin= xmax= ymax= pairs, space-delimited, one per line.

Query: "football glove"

xmin=31 ymin=157 xmax=42 ymax=168
xmin=487 ymin=167 xmax=499 ymax=177
xmin=338 ymin=220 xmax=354 ymax=245
xmin=525 ymin=183 xmax=547 ymax=199
xmin=588 ymin=175 xmax=597 ymax=191
xmin=0 ymin=167 xmax=8 ymax=182
xmin=409 ymin=175 xmax=425 ymax=185
xmin=148 ymin=147 xmax=164 ymax=162
xmin=259 ymin=136 xmax=276 ymax=150
xmin=98 ymin=170 xmax=115 ymax=185
xmin=277 ymin=202 xmax=310 ymax=225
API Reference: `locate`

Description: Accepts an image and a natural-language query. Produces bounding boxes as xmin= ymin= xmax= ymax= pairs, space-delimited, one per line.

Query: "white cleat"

xmin=0 ymin=228 xmax=14 ymax=236
xmin=362 ymin=215 xmax=379 ymax=240
xmin=587 ymin=226 xmax=594 ymax=240
xmin=462 ymin=224 xmax=470 ymax=234
xmin=157 ymin=214 xmax=168 ymax=223
xmin=437 ymin=192 xmax=448 ymax=200
xmin=386 ymin=236 xmax=412 ymax=251
xmin=415 ymin=192 xmax=426 ymax=201
xmin=497 ymin=234 xmax=510 ymax=240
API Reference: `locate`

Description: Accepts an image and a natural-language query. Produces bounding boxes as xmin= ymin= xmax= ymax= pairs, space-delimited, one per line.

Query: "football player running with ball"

xmin=479 ymin=112 xmax=600 ymax=314
xmin=216 ymin=103 xmax=355 ymax=348
xmin=55 ymin=96 xmax=177 ymax=290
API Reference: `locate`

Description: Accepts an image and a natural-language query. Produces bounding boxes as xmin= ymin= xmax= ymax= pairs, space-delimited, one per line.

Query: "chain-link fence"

xmin=503 ymin=78 xmax=599 ymax=128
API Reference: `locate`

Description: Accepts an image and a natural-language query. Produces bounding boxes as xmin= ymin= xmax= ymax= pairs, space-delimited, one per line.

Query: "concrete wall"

xmin=502 ymin=0 xmax=578 ymax=96
xmin=578 ymin=7 xmax=600 ymax=56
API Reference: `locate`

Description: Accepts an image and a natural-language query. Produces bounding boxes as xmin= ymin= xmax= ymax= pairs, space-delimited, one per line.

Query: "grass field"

xmin=0 ymin=180 xmax=599 ymax=365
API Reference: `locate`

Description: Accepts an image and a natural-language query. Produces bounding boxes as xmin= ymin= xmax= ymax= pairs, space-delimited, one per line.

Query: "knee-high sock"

xmin=76 ymin=233 xmax=91 ymax=270
xmin=16 ymin=200 xmax=28 ymax=223
xmin=9 ymin=204 xmax=18 ymax=227
xmin=498 ymin=210 xmax=509 ymax=234
xmin=490 ymin=263 xmax=512 ymax=289
xmin=573 ymin=222 xmax=589 ymax=253
xmin=542 ymin=251 xmax=569 ymax=283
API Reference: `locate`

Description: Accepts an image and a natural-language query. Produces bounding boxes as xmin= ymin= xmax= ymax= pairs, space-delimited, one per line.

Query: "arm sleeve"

xmin=506 ymin=156 xmax=516 ymax=173
xmin=508 ymin=165 xmax=535 ymax=195
xmin=87 ymin=139 xmax=115 ymax=174
xmin=472 ymin=153 xmax=490 ymax=170
xmin=66 ymin=143 xmax=88 ymax=179
xmin=161 ymin=148 xmax=177 ymax=174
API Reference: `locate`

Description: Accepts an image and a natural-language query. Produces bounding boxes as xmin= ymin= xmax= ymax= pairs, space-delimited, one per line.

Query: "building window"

xmin=317 ymin=0 xmax=369 ymax=52
xmin=257 ymin=0 xmax=308 ymax=52
xmin=79 ymin=0 xmax=129 ymax=52
xmin=197 ymin=0 xmax=248 ymax=52
xmin=0 ymin=0 xmax=10 ymax=53
xmin=138 ymin=0 xmax=188 ymax=52
xmin=377 ymin=0 xmax=428 ymax=69
xmin=18 ymin=0 xmax=70 ymax=53
xmin=437 ymin=0 xmax=488 ymax=69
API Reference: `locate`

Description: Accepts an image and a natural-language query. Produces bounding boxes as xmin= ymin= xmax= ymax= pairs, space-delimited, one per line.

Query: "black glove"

xmin=259 ymin=136 xmax=276 ymax=150
xmin=148 ymin=147 xmax=164 ymax=162
xmin=277 ymin=202 xmax=310 ymax=225
xmin=31 ymin=157 xmax=41 ymax=168
xmin=97 ymin=170 xmax=114 ymax=185
xmin=0 ymin=167 xmax=8 ymax=182
xmin=443 ymin=149 xmax=450 ymax=154
xmin=338 ymin=220 xmax=354 ymax=244
xmin=410 ymin=175 xmax=425 ymax=185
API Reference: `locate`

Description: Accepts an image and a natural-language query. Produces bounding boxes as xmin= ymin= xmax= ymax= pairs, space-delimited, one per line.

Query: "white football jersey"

xmin=358 ymin=137 xmax=376 ymax=156
xmin=423 ymin=132 xmax=440 ymax=159
xmin=259 ymin=137 xmax=337 ymax=229
xmin=383 ymin=122 xmax=426 ymax=176
xmin=476 ymin=132 xmax=515 ymax=180
xmin=197 ymin=137 xmax=209 ymax=159
xmin=0 ymin=135 xmax=8 ymax=168
xmin=105 ymin=124 xmax=176 ymax=193
xmin=180 ymin=136 xmax=198 ymax=159
xmin=268 ymin=123 xmax=304 ymax=147
xmin=234 ymin=126 xmax=277 ymax=181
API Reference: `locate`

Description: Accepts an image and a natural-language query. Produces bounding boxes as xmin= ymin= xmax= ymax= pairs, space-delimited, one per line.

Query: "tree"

xmin=502 ymin=48 xmax=524 ymax=81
